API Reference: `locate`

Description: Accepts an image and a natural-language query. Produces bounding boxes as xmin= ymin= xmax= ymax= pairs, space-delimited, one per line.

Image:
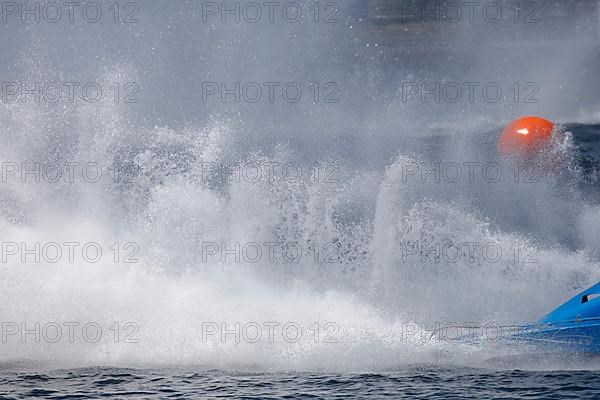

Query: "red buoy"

xmin=497 ymin=116 xmax=555 ymax=160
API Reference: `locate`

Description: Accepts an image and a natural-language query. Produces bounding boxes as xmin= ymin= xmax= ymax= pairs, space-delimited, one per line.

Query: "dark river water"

xmin=2 ymin=366 xmax=600 ymax=399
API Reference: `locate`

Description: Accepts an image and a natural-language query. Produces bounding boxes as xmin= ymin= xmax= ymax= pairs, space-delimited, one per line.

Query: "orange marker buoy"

xmin=497 ymin=116 xmax=555 ymax=160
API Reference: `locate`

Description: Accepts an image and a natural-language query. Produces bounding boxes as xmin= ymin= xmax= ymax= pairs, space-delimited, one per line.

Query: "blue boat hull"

xmin=505 ymin=319 xmax=600 ymax=355
xmin=515 ymin=281 xmax=600 ymax=354
xmin=448 ymin=282 xmax=600 ymax=356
